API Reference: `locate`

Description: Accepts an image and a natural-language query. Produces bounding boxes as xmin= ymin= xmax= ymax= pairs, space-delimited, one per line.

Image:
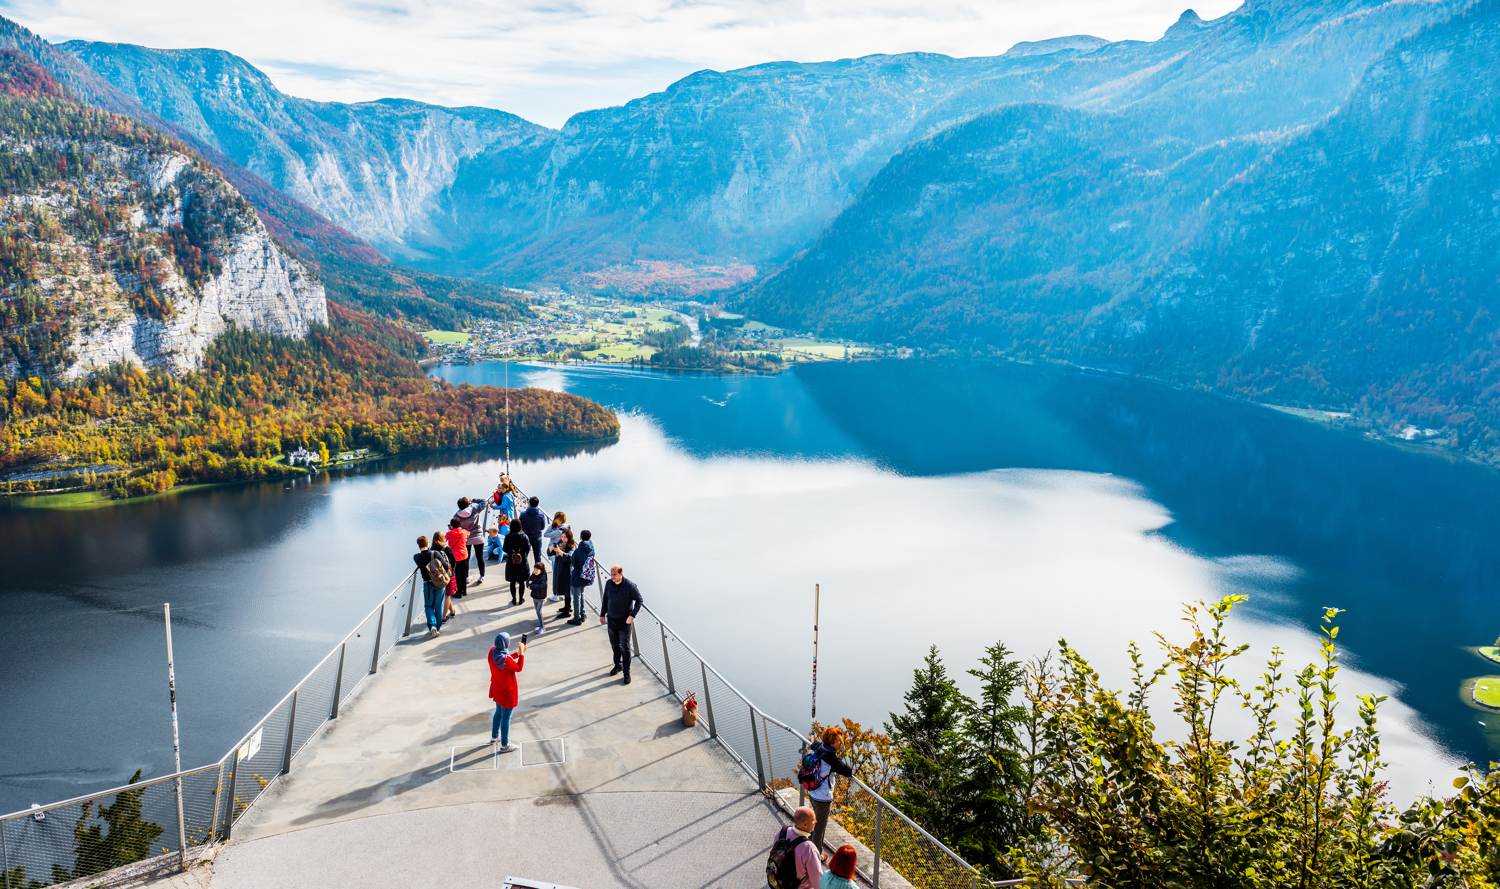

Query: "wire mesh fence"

xmin=0 ymin=570 xmax=421 ymax=888
xmin=0 ymin=764 xmax=221 ymax=889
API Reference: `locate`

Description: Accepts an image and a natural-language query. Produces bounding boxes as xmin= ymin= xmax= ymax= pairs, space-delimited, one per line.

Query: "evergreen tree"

xmin=885 ymin=645 xmax=966 ymax=840
xmin=957 ymin=641 xmax=1038 ymax=877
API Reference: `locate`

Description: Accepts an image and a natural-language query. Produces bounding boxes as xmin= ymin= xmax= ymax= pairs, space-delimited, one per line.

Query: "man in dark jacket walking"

xmin=599 ymin=565 xmax=642 ymax=684
xmin=519 ymin=496 xmax=548 ymax=566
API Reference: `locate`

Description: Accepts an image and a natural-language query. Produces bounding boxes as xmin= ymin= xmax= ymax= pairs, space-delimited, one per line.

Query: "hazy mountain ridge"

xmin=744 ymin=0 xmax=1496 ymax=458
xmin=63 ymin=41 xmax=552 ymax=259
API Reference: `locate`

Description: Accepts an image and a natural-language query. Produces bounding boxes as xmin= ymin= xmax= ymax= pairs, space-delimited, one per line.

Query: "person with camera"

xmin=488 ymin=631 xmax=526 ymax=753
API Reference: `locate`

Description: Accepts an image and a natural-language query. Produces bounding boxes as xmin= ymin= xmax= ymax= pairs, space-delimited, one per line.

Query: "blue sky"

xmin=6 ymin=0 xmax=1242 ymax=127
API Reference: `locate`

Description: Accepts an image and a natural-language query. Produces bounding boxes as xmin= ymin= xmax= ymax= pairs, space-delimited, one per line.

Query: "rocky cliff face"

xmin=0 ymin=54 xmax=327 ymax=379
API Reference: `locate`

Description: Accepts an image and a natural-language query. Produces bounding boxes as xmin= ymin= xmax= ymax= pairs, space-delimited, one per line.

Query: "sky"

xmin=5 ymin=0 xmax=1243 ymax=128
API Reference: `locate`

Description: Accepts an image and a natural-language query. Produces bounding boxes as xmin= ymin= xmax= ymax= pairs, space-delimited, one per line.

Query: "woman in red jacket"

xmin=488 ymin=632 xmax=525 ymax=753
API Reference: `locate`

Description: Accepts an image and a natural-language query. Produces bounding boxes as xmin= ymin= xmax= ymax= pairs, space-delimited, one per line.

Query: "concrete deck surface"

xmin=154 ymin=578 xmax=787 ymax=888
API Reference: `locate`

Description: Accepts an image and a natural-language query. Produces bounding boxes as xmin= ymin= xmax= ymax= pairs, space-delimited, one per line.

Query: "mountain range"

xmin=4 ymin=0 xmax=1498 ymax=463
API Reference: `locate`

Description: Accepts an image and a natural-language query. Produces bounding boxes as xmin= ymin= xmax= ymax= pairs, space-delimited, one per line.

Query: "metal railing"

xmin=0 ymin=569 xmax=421 ymax=888
xmin=2 ymin=538 xmax=1054 ymax=889
xmin=584 ymin=560 xmax=1000 ymax=888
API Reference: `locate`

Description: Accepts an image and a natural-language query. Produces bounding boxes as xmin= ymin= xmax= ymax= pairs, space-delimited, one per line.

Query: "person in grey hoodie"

xmin=454 ymin=496 xmax=488 ymax=584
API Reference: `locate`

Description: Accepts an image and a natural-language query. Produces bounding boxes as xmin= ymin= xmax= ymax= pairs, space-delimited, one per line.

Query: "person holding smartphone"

xmin=488 ymin=632 xmax=526 ymax=753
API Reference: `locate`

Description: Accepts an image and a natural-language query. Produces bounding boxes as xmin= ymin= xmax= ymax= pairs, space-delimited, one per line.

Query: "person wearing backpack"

xmin=412 ymin=535 xmax=450 ymax=636
xmin=766 ymin=806 xmax=822 ymax=889
xmin=432 ymin=529 xmax=458 ymax=622
xmin=799 ymin=726 xmax=854 ymax=852
xmin=567 ymin=530 xmax=596 ymax=626
xmin=503 ymin=521 xmax=531 ymax=606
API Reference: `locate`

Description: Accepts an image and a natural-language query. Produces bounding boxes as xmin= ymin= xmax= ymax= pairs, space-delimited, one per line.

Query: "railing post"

xmin=659 ymin=623 xmax=675 ymax=695
xmin=206 ymin=761 xmax=224 ymax=848
xmin=631 ymin=620 xmax=642 ymax=658
xmin=281 ymin=691 xmax=298 ymax=775
xmin=370 ymin=603 xmax=385 ymax=674
xmin=220 ymin=754 xmax=239 ymax=840
xmin=873 ymin=804 xmax=883 ymax=888
xmin=1 ymin=815 xmax=11 ymax=889
xmin=750 ymin=711 xmax=766 ymax=789
xmin=330 ymin=642 xmax=346 ymax=719
xmin=403 ymin=571 xmax=417 ymax=638
xmin=699 ymin=662 xmax=716 ymax=737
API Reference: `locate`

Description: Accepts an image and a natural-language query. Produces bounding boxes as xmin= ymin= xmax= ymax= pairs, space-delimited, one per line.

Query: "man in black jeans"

xmin=599 ymin=565 xmax=642 ymax=685
xmin=519 ymin=496 xmax=548 ymax=567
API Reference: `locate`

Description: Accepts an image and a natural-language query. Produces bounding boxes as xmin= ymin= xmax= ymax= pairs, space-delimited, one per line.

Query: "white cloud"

xmin=8 ymin=0 xmax=1243 ymax=127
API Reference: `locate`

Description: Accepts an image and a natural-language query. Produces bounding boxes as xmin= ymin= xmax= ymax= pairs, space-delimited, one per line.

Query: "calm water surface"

xmin=1 ymin=358 xmax=1495 ymax=813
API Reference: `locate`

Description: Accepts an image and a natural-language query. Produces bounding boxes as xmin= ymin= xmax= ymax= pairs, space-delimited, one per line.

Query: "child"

xmin=528 ymin=561 xmax=549 ymax=635
xmin=434 ymin=529 xmax=457 ymax=621
xmin=485 ymin=524 xmax=504 ymax=562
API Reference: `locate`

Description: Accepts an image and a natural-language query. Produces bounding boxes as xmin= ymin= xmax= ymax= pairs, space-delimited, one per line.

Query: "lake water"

xmin=1 ymin=358 xmax=1495 ymax=814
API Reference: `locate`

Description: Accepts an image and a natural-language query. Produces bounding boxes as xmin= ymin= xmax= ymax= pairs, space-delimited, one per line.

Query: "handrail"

xmin=0 ymin=764 xmax=221 ymax=821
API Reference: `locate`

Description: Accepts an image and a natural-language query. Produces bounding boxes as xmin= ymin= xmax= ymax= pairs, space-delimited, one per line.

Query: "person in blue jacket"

xmin=567 ymin=530 xmax=596 ymax=626
xmin=518 ymin=496 xmax=548 ymax=566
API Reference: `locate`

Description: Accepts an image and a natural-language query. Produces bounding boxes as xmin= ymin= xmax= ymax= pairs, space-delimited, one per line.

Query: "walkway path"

xmin=149 ymin=579 xmax=786 ymax=888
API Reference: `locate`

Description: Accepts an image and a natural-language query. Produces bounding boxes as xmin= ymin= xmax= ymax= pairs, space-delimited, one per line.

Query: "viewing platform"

xmin=157 ymin=581 xmax=784 ymax=888
xmin=3 ymin=563 xmax=986 ymax=889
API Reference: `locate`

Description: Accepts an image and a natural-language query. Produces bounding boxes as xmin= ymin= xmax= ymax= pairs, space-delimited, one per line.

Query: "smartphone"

xmin=521 ymin=632 xmax=529 ymax=644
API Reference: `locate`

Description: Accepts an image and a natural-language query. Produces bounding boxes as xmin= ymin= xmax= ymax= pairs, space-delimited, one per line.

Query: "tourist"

xmin=599 ymin=564 xmax=642 ymax=684
xmin=487 ymin=631 xmax=526 ymax=753
xmin=503 ymin=521 xmax=532 ymax=606
xmin=551 ymin=528 xmax=576 ymax=619
xmin=433 ymin=530 xmax=457 ymax=621
xmin=528 ymin=561 xmax=549 ymax=634
xmin=412 ymin=535 xmax=449 ymax=635
xmin=491 ymin=479 xmax=518 ymax=521
xmin=454 ymin=496 xmax=487 ymax=585
xmin=766 ymin=806 xmax=823 ymax=889
xmin=806 ymin=726 xmax=855 ymax=852
xmin=519 ymin=496 xmax=548 ymax=566
xmin=542 ymin=511 xmax=570 ymax=601
xmin=485 ymin=524 xmax=504 ymax=562
xmin=568 ymin=529 xmax=596 ymax=626
xmin=445 ymin=517 xmax=471 ymax=599
xmin=820 ymin=846 xmax=857 ymax=889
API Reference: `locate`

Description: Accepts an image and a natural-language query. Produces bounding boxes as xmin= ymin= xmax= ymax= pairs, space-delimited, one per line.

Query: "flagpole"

xmin=504 ymin=358 xmax=511 ymax=477
xmin=163 ymin=604 xmax=188 ymax=870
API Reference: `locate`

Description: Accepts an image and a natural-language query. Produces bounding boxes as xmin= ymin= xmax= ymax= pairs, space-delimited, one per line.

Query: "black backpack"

xmin=766 ymin=830 xmax=809 ymax=889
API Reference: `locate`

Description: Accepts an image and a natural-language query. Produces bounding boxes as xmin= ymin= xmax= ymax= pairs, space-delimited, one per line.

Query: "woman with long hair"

xmin=502 ymin=520 xmax=531 ymax=606
xmin=551 ymin=527 xmax=577 ymax=619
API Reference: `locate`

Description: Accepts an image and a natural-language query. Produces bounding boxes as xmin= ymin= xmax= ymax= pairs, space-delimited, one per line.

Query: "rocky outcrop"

xmin=63 ymin=218 xmax=327 ymax=378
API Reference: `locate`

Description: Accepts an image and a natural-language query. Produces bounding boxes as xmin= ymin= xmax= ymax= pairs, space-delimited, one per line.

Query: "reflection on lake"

xmin=0 ymin=359 xmax=1493 ymax=812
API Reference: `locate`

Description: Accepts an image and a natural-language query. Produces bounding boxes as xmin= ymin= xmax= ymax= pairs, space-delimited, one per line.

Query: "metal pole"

xmin=220 ymin=755 xmax=239 ymax=840
xmin=163 ymin=604 xmax=188 ymax=871
xmin=370 ymin=604 xmax=385 ymax=674
xmin=699 ymin=662 xmax=716 ymax=737
xmin=811 ymin=583 xmax=820 ymax=733
xmin=281 ymin=691 xmax=298 ymax=775
xmin=403 ymin=572 xmax=417 ymax=638
xmin=2 ymin=815 xmax=12 ymax=889
xmin=330 ymin=642 xmax=346 ymax=718
xmin=873 ymin=804 xmax=883 ymax=888
xmin=750 ymin=711 xmax=766 ymax=789
xmin=660 ymin=623 xmax=675 ymax=695
xmin=504 ymin=359 xmax=511 ymax=475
